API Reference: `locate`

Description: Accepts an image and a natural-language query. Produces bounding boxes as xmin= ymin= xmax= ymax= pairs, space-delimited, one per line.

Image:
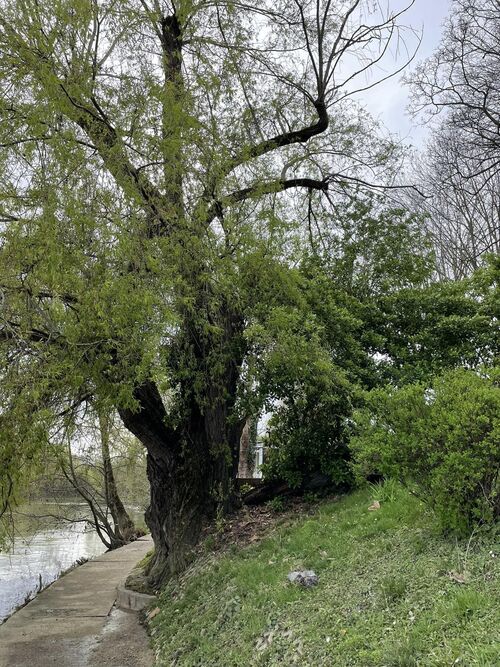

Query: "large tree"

xmin=0 ymin=0 xmax=415 ymax=584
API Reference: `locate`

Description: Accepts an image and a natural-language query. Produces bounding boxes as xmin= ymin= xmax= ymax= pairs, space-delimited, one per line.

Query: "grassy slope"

xmin=152 ymin=485 xmax=499 ymax=666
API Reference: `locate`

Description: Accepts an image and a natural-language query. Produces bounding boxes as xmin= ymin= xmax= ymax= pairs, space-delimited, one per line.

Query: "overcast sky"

xmin=357 ymin=0 xmax=451 ymax=147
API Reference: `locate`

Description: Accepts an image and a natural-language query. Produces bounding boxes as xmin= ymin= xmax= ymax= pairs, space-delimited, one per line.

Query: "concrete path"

xmin=0 ymin=535 xmax=154 ymax=667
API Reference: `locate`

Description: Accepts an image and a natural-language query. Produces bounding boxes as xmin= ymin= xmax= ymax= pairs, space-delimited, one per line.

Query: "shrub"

xmin=350 ymin=368 xmax=500 ymax=533
xmin=262 ymin=381 xmax=353 ymax=490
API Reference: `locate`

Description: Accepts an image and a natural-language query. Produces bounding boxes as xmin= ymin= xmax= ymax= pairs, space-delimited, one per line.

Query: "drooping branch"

xmin=0 ymin=16 xmax=173 ymax=237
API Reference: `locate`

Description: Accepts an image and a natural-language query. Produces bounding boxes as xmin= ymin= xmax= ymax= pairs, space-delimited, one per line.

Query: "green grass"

xmin=151 ymin=485 xmax=500 ymax=666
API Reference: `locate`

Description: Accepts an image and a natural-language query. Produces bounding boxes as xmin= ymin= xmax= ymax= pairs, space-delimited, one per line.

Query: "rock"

xmin=287 ymin=570 xmax=318 ymax=587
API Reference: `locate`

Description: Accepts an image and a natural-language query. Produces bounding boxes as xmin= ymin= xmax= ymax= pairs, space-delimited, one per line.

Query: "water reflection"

xmin=0 ymin=505 xmax=106 ymax=623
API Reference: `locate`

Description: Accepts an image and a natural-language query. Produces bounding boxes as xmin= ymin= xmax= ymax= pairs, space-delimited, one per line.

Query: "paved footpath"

xmin=0 ymin=535 xmax=154 ymax=667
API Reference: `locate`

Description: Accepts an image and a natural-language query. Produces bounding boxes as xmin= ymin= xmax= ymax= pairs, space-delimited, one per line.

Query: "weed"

xmin=369 ymin=478 xmax=402 ymax=503
xmin=267 ymin=496 xmax=286 ymax=513
xmin=303 ymin=491 xmax=320 ymax=504
xmin=383 ymin=638 xmax=421 ymax=667
xmin=204 ymin=534 xmax=216 ymax=552
xmin=380 ymin=574 xmax=407 ymax=604
xmin=444 ymin=590 xmax=486 ymax=624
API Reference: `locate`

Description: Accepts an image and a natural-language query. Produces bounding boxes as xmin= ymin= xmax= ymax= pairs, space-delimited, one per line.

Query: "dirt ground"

xmin=89 ymin=607 xmax=154 ymax=667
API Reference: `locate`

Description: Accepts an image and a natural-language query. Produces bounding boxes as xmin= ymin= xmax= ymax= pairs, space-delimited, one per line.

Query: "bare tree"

xmin=406 ymin=128 xmax=500 ymax=279
xmin=58 ymin=409 xmax=144 ymax=549
xmin=405 ymin=0 xmax=500 ymax=278
xmin=408 ymin=0 xmax=500 ymax=183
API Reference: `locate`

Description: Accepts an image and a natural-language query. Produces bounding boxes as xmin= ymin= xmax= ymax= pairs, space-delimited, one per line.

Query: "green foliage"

xmin=312 ymin=193 xmax=435 ymax=299
xmin=267 ymin=496 xmax=286 ymax=513
xmin=262 ymin=374 xmax=353 ymax=490
xmin=242 ymin=282 xmax=355 ymax=489
xmin=351 ymin=368 xmax=500 ymax=533
xmin=374 ymin=260 xmax=499 ymax=384
xmin=242 ymin=199 xmax=439 ymax=490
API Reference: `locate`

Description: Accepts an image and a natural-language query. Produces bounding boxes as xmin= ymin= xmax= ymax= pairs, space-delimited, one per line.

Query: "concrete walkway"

xmin=0 ymin=535 xmax=154 ymax=667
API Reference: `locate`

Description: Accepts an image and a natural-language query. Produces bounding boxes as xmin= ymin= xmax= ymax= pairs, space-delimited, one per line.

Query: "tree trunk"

xmin=119 ymin=314 xmax=245 ymax=588
xmin=98 ymin=411 xmax=137 ymax=543
xmin=238 ymin=418 xmax=252 ymax=478
xmin=123 ymin=409 xmax=242 ymax=587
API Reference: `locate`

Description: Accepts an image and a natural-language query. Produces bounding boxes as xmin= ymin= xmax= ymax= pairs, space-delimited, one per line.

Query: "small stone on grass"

xmin=287 ymin=570 xmax=318 ymax=587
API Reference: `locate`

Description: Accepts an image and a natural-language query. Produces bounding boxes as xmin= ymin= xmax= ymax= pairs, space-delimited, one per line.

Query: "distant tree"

xmin=403 ymin=127 xmax=500 ymax=280
xmin=409 ymin=0 xmax=500 ymax=182
xmin=405 ymin=0 xmax=500 ymax=279
xmin=0 ymin=0 xmax=416 ymax=585
xmin=57 ymin=409 xmax=144 ymax=549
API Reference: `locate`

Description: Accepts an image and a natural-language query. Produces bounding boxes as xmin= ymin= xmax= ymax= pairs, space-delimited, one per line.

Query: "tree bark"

xmin=238 ymin=418 xmax=252 ymax=479
xmin=98 ymin=411 xmax=137 ymax=543
xmin=118 ymin=307 xmax=245 ymax=587
xmin=121 ymin=398 xmax=243 ymax=587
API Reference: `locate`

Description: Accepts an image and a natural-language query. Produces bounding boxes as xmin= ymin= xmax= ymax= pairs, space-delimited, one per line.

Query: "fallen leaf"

xmin=447 ymin=570 xmax=470 ymax=584
xmin=147 ymin=607 xmax=161 ymax=620
xmin=368 ymin=500 xmax=381 ymax=511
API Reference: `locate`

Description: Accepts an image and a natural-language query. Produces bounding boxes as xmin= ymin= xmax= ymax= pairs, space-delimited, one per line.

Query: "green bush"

xmin=262 ymin=380 xmax=353 ymax=490
xmin=350 ymin=368 xmax=500 ymax=533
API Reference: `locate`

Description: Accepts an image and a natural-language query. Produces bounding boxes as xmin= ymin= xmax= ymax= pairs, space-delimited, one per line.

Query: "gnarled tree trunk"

xmin=119 ymin=309 xmax=245 ymax=587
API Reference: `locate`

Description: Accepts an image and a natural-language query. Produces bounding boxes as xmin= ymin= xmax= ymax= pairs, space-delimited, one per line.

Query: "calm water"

xmin=0 ymin=502 xmax=108 ymax=622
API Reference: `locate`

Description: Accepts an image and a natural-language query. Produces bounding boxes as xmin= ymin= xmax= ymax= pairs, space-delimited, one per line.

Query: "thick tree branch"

xmin=222 ymin=100 xmax=329 ymax=179
xmin=117 ymin=380 xmax=179 ymax=466
xmin=65 ymin=95 xmax=173 ymax=237
xmin=205 ymin=176 xmax=329 ymax=223
xmin=0 ymin=322 xmax=58 ymax=343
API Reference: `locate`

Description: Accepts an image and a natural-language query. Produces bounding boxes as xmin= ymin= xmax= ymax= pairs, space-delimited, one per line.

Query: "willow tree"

xmin=0 ymin=0 xmax=414 ymax=584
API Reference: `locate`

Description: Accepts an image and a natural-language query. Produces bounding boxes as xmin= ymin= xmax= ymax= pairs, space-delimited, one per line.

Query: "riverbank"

xmin=150 ymin=485 xmax=499 ymax=666
xmin=0 ymin=535 xmax=154 ymax=667
xmin=0 ymin=520 xmax=106 ymax=623
xmin=0 ymin=499 xmax=147 ymax=622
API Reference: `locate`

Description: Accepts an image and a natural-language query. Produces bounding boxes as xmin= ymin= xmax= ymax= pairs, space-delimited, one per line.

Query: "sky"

xmin=357 ymin=0 xmax=451 ymax=147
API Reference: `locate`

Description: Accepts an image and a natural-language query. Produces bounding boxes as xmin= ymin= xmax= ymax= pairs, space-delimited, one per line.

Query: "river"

xmin=0 ymin=501 xmax=142 ymax=623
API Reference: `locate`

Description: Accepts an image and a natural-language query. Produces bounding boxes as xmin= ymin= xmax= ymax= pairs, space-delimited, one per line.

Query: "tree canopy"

xmin=5 ymin=0 xmax=497 ymax=589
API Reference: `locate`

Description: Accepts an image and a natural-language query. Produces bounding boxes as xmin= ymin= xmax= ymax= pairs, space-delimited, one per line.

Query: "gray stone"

xmin=116 ymin=584 xmax=156 ymax=611
xmin=287 ymin=570 xmax=318 ymax=587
